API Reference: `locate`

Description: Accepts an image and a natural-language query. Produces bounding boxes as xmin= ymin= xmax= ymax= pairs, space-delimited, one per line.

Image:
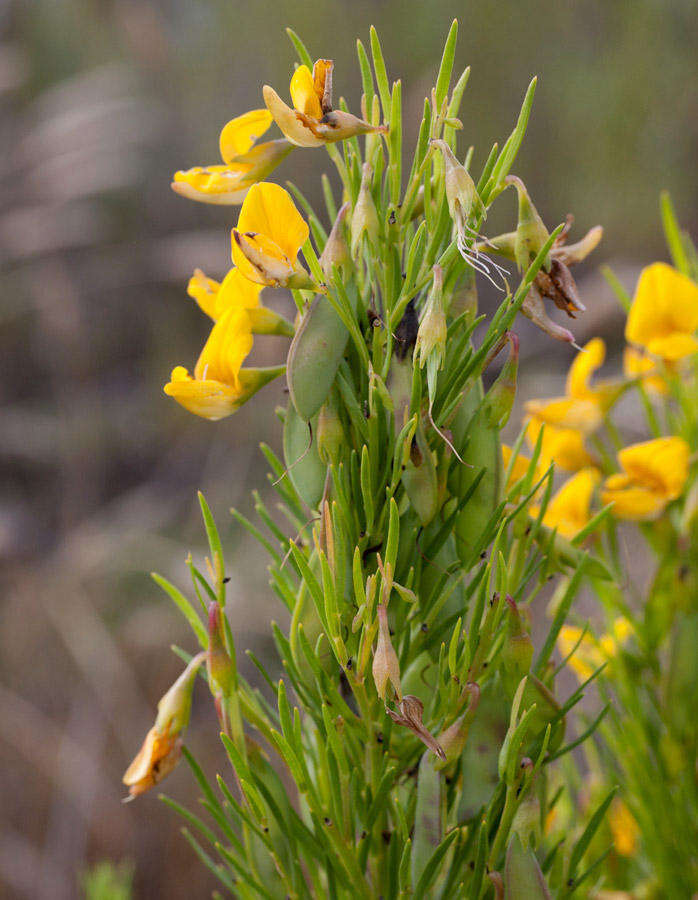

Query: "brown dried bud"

xmin=534 ymin=258 xmax=585 ymax=318
xmin=521 ymin=286 xmax=576 ymax=345
xmin=123 ymin=652 xmax=205 ymax=799
xmin=387 ymin=694 xmax=446 ymax=760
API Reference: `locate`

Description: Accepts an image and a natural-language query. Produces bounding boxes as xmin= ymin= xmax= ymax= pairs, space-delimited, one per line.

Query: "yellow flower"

xmin=525 ymin=338 xmax=618 ymax=434
xmin=501 ymin=444 xmax=543 ymax=492
xmin=526 ymin=416 xmax=595 ymax=474
xmin=536 ymin=467 xmax=601 ymax=539
xmin=172 ymin=109 xmax=293 ymax=204
xmin=123 ymin=653 xmax=204 ymax=798
xmin=622 ymin=346 xmax=668 ymax=395
xmin=231 ymin=182 xmax=315 ymax=289
xmin=164 ymin=306 xmax=284 ymax=420
xmin=557 ymin=617 xmax=632 ymax=682
xmin=601 ymin=436 xmax=690 ymax=521
xmin=188 ymin=267 xmax=262 ymax=320
xmin=187 ymin=267 xmax=294 ymax=336
xmin=263 ymin=59 xmax=385 ymax=147
xmin=626 ymin=262 xmax=698 ymax=361
xmin=609 ymin=798 xmax=639 ymax=858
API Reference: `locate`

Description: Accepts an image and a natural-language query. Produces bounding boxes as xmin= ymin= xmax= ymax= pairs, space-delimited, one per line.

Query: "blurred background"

xmin=1 ymin=0 xmax=696 ymax=896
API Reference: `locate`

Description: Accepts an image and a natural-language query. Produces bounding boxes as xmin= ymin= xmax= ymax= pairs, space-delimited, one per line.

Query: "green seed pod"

xmin=287 ymin=294 xmax=349 ymax=422
xmin=504 ymin=833 xmax=552 ymax=898
xmin=449 ymin=381 xmax=502 ymax=565
xmin=458 ymin=687 xmax=507 ymax=818
xmin=411 ymin=751 xmax=443 ymax=889
xmin=282 ymin=399 xmax=326 ymax=509
xmin=401 ymin=426 xmax=440 ymax=526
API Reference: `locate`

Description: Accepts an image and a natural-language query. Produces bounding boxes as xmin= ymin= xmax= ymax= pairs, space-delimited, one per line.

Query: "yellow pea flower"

xmin=172 ymin=109 xmax=293 ymax=204
xmin=601 ymin=436 xmax=690 ymax=521
xmin=231 ymin=182 xmax=316 ymax=289
xmin=557 ymin=617 xmax=632 ymax=683
xmin=535 ymin=467 xmax=601 ymax=539
xmin=525 ymin=338 xmax=619 ymax=434
xmin=263 ymin=58 xmax=386 ymax=148
xmin=525 ymin=416 xmax=595 ymax=474
xmin=608 ymin=798 xmax=639 ymax=858
xmin=187 ymin=267 xmax=261 ymax=320
xmin=187 ymin=267 xmax=294 ymax=336
xmin=501 ymin=444 xmax=543 ymax=493
xmin=123 ymin=653 xmax=204 ymax=798
xmin=625 ymin=262 xmax=698 ymax=361
xmin=164 ymin=306 xmax=284 ymax=420
xmin=622 ymin=346 xmax=668 ymax=395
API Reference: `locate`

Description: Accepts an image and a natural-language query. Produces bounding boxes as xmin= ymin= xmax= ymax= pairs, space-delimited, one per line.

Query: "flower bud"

xmin=351 ymin=163 xmax=379 ymax=256
xmin=401 ymin=429 xmax=440 ymax=526
xmin=501 ymin=596 xmax=534 ymax=696
xmin=436 ymin=682 xmax=480 ymax=767
xmin=505 ymin=175 xmax=551 ymax=272
xmin=320 ymin=201 xmax=350 ymax=277
xmin=415 ymin=266 xmax=447 ymax=371
xmin=207 ymin=603 xmax=235 ymax=700
xmin=372 ymin=604 xmax=402 ymax=703
xmin=122 ymin=652 xmax=205 ymax=799
xmin=317 ymin=391 xmax=345 ymax=465
xmin=432 ymin=139 xmax=484 ymax=227
xmin=483 ymin=332 xmax=519 ymax=429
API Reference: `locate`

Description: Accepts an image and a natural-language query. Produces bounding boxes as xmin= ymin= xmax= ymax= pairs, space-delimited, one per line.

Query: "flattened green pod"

xmin=412 ymin=751 xmax=443 ymax=889
xmin=504 ymin=834 xmax=552 ymax=899
xmin=449 ymin=380 xmax=501 ymax=564
xmin=282 ymin=400 xmax=326 ymax=509
xmin=402 ymin=426 xmax=440 ymax=526
xmin=287 ymin=294 xmax=349 ymax=422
